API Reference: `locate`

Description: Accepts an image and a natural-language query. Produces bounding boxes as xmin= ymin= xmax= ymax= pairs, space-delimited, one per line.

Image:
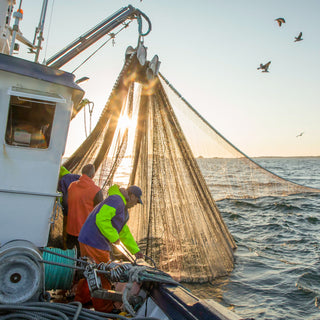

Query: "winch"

xmin=0 ymin=240 xmax=45 ymax=304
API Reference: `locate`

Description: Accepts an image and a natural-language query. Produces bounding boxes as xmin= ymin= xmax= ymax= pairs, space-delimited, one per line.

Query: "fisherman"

xmin=57 ymin=166 xmax=80 ymax=249
xmin=75 ymin=184 xmax=144 ymax=313
xmin=66 ymin=164 xmax=103 ymax=251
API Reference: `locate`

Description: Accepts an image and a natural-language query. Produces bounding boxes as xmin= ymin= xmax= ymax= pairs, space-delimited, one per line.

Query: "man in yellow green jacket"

xmin=76 ymin=184 xmax=143 ymax=313
xmin=78 ymin=184 xmax=143 ymax=256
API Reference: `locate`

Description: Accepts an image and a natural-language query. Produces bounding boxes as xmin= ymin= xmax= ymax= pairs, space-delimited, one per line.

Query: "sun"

xmin=117 ymin=114 xmax=136 ymax=132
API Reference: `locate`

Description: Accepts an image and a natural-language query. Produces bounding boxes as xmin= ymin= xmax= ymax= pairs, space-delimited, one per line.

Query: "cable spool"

xmin=43 ymin=247 xmax=77 ymax=290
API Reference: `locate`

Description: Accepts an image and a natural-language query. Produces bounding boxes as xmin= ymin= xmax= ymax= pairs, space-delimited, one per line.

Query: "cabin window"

xmin=5 ymin=87 xmax=65 ymax=149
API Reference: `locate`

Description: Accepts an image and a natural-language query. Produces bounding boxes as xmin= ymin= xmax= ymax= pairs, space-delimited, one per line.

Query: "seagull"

xmin=294 ymin=32 xmax=303 ymax=42
xmin=275 ymin=18 xmax=286 ymax=27
xmin=257 ymin=61 xmax=271 ymax=72
xmin=296 ymin=132 xmax=304 ymax=138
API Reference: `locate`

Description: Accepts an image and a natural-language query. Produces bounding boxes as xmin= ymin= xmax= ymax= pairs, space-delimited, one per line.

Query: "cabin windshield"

xmin=5 ymin=95 xmax=55 ymax=149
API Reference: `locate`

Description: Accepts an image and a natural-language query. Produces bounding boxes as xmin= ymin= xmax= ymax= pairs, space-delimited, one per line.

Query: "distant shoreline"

xmin=196 ymin=155 xmax=320 ymax=159
xmin=253 ymin=156 xmax=320 ymax=159
xmin=64 ymin=155 xmax=320 ymax=161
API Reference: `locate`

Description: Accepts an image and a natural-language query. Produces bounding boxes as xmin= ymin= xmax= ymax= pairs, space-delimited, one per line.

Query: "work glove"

xmin=135 ymin=251 xmax=144 ymax=259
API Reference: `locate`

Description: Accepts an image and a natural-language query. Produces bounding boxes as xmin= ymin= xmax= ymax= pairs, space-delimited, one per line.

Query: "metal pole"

xmin=34 ymin=0 xmax=49 ymax=63
xmin=9 ymin=0 xmax=23 ymax=55
xmin=45 ymin=7 xmax=129 ymax=66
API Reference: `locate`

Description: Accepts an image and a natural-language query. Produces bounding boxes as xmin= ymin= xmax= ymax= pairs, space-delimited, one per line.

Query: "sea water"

xmin=187 ymin=157 xmax=320 ymax=320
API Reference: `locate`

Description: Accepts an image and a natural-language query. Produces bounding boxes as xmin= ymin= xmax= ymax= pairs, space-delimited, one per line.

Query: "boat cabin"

xmin=0 ymin=53 xmax=84 ymax=247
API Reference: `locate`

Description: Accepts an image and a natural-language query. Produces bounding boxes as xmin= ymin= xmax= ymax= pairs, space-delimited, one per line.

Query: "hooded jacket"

xmin=78 ymin=185 xmax=140 ymax=254
xmin=67 ymin=174 xmax=100 ymax=236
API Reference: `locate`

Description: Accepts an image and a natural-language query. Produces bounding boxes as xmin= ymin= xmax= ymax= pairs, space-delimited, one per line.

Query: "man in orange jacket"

xmin=66 ymin=164 xmax=103 ymax=251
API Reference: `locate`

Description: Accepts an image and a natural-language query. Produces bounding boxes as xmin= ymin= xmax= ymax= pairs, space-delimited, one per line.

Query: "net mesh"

xmin=63 ymin=53 xmax=320 ymax=282
xmin=159 ymin=74 xmax=320 ymax=201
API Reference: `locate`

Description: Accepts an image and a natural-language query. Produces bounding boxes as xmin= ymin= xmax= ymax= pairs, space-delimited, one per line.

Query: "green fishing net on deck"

xmin=63 ymin=52 xmax=319 ymax=282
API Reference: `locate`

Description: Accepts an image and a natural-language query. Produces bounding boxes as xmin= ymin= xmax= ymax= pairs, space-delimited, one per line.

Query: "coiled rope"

xmin=122 ymin=265 xmax=148 ymax=316
xmin=0 ymin=302 xmax=161 ymax=320
xmin=42 ymin=247 xmax=77 ymax=290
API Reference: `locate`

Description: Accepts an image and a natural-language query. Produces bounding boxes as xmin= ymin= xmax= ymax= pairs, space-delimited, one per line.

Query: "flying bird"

xmin=296 ymin=132 xmax=304 ymax=138
xmin=294 ymin=32 xmax=303 ymax=42
xmin=257 ymin=61 xmax=271 ymax=72
xmin=275 ymin=17 xmax=286 ymax=27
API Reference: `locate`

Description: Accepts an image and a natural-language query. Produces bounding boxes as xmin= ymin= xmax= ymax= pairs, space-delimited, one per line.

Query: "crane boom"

xmin=45 ymin=5 xmax=151 ymax=69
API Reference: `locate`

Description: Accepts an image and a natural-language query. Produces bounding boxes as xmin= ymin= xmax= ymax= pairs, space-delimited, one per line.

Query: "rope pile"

xmin=0 ymin=302 xmax=160 ymax=320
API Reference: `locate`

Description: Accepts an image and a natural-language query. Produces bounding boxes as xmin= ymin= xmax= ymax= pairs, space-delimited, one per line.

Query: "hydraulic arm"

xmin=45 ymin=5 xmax=151 ymax=69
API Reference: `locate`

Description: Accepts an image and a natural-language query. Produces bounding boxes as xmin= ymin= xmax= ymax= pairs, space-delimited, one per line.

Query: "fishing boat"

xmin=0 ymin=1 xmax=242 ymax=319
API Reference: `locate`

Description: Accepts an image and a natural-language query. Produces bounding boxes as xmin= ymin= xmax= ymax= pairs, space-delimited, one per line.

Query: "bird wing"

xmin=275 ymin=18 xmax=285 ymax=26
xmin=294 ymin=32 xmax=303 ymax=42
xmin=258 ymin=61 xmax=271 ymax=71
xmin=265 ymin=61 xmax=271 ymax=68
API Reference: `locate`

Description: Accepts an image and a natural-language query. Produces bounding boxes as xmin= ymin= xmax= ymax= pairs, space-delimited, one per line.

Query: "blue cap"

xmin=128 ymin=185 xmax=143 ymax=204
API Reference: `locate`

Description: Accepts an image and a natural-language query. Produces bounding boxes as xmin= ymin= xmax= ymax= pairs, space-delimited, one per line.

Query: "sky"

xmin=16 ymin=0 xmax=320 ymax=157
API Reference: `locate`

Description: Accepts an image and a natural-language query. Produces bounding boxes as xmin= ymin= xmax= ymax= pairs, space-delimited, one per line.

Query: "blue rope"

xmin=136 ymin=11 xmax=152 ymax=36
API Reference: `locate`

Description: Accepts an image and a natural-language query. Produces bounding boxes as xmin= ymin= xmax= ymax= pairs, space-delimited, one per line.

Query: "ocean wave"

xmin=296 ymin=270 xmax=320 ymax=296
xmin=306 ymin=216 xmax=319 ymax=224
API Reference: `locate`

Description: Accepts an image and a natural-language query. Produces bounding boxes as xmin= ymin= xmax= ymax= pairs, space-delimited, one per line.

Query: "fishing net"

xmin=63 ymin=51 xmax=319 ymax=282
xmin=159 ymin=74 xmax=320 ymax=201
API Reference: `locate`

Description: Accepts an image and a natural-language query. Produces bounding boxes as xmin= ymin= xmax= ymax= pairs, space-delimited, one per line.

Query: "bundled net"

xmin=64 ymin=52 xmax=319 ymax=282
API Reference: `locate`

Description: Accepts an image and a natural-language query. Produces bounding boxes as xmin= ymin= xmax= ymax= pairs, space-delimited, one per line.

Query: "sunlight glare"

xmin=117 ymin=114 xmax=136 ymax=132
